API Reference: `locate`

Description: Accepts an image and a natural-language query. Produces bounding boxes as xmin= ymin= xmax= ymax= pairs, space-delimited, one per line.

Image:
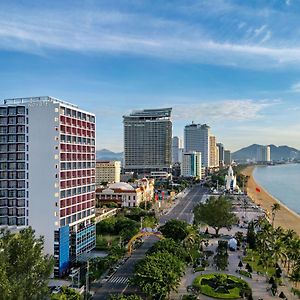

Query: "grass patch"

xmin=96 ymin=235 xmax=120 ymax=250
xmin=243 ymin=249 xmax=275 ymax=277
xmin=193 ymin=273 xmax=251 ymax=299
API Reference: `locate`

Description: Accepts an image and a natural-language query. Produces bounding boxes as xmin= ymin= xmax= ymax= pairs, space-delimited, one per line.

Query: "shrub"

xmin=237 ymin=269 xmax=252 ymax=278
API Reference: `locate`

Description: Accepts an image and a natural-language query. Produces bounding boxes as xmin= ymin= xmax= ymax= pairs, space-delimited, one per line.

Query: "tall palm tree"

xmin=271 ymin=203 xmax=280 ymax=227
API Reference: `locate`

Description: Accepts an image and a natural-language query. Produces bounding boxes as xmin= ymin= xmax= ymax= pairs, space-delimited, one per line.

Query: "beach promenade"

xmin=242 ymin=166 xmax=300 ymax=235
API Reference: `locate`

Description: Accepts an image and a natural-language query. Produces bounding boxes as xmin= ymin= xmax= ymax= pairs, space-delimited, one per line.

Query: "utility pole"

xmin=140 ymin=216 xmax=144 ymax=230
xmin=85 ymin=260 xmax=89 ymax=300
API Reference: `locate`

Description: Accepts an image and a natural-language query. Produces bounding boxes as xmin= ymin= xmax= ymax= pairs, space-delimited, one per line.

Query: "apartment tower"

xmin=217 ymin=143 xmax=225 ymax=165
xmin=0 ymin=96 xmax=96 ymax=277
xmin=209 ymin=135 xmax=219 ymax=168
xmin=256 ymin=145 xmax=271 ymax=162
xmin=172 ymin=136 xmax=183 ymax=164
xmin=123 ymin=108 xmax=172 ymax=175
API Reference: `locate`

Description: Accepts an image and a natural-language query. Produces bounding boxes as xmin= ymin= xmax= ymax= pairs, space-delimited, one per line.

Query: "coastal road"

xmin=92 ymin=184 xmax=206 ymax=299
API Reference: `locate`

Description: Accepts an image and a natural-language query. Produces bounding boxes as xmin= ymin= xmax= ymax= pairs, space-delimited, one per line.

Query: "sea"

xmin=253 ymin=163 xmax=300 ymax=215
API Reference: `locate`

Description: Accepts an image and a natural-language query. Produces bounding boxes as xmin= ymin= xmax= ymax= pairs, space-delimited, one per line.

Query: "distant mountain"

xmin=232 ymin=144 xmax=300 ymax=161
xmin=96 ymin=149 xmax=123 ymax=162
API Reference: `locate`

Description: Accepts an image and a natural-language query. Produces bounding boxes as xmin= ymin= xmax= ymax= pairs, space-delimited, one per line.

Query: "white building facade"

xmin=96 ymin=179 xmax=154 ymax=208
xmin=256 ymin=145 xmax=271 ymax=162
xmin=181 ymin=151 xmax=202 ymax=178
xmin=0 ymin=96 xmax=96 ymax=277
xmin=172 ymin=136 xmax=183 ymax=164
xmin=184 ymin=123 xmax=211 ymax=167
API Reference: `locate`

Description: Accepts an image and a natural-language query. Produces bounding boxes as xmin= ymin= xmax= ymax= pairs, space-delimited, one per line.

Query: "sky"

xmin=0 ymin=0 xmax=300 ymax=152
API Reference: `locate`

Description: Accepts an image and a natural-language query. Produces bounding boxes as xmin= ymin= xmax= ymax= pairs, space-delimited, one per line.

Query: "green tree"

xmin=51 ymin=287 xmax=82 ymax=300
xmin=246 ymin=222 xmax=256 ymax=249
xmin=159 ymin=219 xmax=189 ymax=242
xmin=131 ymin=252 xmax=185 ymax=299
xmin=193 ymin=196 xmax=238 ymax=236
xmin=0 ymin=227 xmax=54 ymax=299
xmin=147 ymin=238 xmax=188 ymax=262
xmin=271 ymin=203 xmax=281 ymax=227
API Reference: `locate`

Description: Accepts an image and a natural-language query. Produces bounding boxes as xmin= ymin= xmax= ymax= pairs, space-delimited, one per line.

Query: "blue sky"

xmin=0 ymin=0 xmax=300 ymax=151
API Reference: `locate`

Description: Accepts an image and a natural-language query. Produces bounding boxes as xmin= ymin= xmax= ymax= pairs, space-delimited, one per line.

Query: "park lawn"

xmin=193 ymin=273 xmax=250 ymax=299
xmin=243 ymin=249 xmax=276 ymax=277
xmin=96 ymin=235 xmax=120 ymax=250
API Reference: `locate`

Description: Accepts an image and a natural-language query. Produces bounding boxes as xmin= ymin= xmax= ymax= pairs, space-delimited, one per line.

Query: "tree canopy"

xmin=147 ymin=238 xmax=188 ymax=262
xmin=51 ymin=287 xmax=82 ymax=300
xmin=193 ymin=196 xmax=238 ymax=236
xmin=159 ymin=219 xmax=189 ymax=242
xmin=0 ymin=227 xmax=53 ymax=299
xmin=131 ymin=251 xmax=185 ymax=299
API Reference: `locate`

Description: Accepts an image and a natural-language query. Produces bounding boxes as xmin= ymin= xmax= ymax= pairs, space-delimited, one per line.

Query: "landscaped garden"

xmin=193 ymin=273 xmax=252 ymax=299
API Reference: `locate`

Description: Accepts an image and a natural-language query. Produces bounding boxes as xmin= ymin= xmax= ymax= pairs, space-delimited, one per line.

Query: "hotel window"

xmin=60 ymin=107 xmax=65 ymax=115
xmin=0 ymin=108 xmax=6 ymax=116
xmin=17 ymin=107 xmax=25 ymax=115
xmin=8 ymin=107 xmax=16 ymax=115
xmin=7 ymin=128 xmax=15 ymax=136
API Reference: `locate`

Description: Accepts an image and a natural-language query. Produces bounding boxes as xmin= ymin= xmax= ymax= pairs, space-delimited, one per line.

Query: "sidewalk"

xmin=170 ymin=196 xmax=297 ymax=300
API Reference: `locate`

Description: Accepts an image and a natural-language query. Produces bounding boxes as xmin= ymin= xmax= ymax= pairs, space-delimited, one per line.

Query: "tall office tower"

xmin=256 ymin=145 xmax=271 ymax=162
xmin=123 ymin=108 xmax=172 ymax=175
xmin=209 ymin=135 xmax=219 ymax=168
xmin=184 ymin=123 xmax=211 ymax=167
xmin=0 ymin=96 xmax=96 ymax=277
xmin=172 ymin=136 xmax=183 ymax=164
xmin=96 ymin=160 xmax=121 ymax=187
xmin=224 ymin=150 xmax=232 ymax=165
xmin=217 ymin=143 xmax=225 ymax=165
xmin=181 ymin=152 xmax=202 ymax=178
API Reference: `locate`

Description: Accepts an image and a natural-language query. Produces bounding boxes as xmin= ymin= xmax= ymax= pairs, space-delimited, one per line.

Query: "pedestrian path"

xmin=108 ymin=276 xmax=129 ymax=284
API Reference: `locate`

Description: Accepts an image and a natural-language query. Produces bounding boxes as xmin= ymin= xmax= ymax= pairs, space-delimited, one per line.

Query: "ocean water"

xmin=253 ymin=164 xmax=300 ymax=215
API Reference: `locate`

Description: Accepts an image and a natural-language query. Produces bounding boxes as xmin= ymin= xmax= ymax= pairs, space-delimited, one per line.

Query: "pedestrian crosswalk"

xmin=108 ymin=276 xmax=129 ymax=284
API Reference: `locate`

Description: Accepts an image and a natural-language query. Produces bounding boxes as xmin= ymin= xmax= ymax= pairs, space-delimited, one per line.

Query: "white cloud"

xmin=172 ymin=99 xmax=278 ymax=122
xmin=260 ymin=31 xmax=272 ymax=43
xmin=254 ymin=25 xmax=267 ymax=37
xmin=0 ymin=4 xmax=298 ymax=68
xmin=290 ymin=82 xmax=300 ymax=92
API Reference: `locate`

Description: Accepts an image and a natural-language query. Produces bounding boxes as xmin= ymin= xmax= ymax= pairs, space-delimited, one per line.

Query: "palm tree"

xmin=271 ymin=203 xmax=280 ymax=227
xmin=289 ymin=268 xmax=300 ymax=288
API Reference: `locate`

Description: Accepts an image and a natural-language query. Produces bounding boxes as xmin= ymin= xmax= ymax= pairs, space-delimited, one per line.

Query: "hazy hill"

xmin=232 ymin=144 xmax=300 ymax=161
xmin=96 ymin=149 xmax=123 ymax=162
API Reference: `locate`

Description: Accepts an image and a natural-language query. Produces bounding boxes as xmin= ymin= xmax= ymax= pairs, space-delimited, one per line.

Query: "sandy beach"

xmin=242 ymin=166 xmax=300 ymax=235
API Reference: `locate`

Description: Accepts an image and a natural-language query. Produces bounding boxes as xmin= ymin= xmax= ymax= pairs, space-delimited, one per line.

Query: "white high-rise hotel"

xmin=184 ymin=123 xmax=211 ymax=167
xmin=0 ymin=96 xmax=96 ymax=277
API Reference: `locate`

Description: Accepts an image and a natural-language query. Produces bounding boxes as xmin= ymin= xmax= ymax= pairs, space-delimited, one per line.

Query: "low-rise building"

xmin=96 ymin=178 xmax=154 ymax=208
xmin=181 ymin=151 xmax=202 ymax=178
xmin=96 ymin=160 xmax=121 ymax=187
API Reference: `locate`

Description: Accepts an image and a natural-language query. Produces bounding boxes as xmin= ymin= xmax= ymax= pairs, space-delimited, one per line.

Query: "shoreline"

xmin=242 ymin=165 xmax=300 ymax=235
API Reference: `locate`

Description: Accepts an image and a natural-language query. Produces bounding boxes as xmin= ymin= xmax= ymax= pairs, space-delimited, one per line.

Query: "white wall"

xmin=27 ymin=101 xmax=59 ymax=255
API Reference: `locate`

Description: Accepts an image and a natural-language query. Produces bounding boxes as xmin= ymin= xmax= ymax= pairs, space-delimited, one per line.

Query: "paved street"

xmin=92 ymin=184 xmax=206 ymax=299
